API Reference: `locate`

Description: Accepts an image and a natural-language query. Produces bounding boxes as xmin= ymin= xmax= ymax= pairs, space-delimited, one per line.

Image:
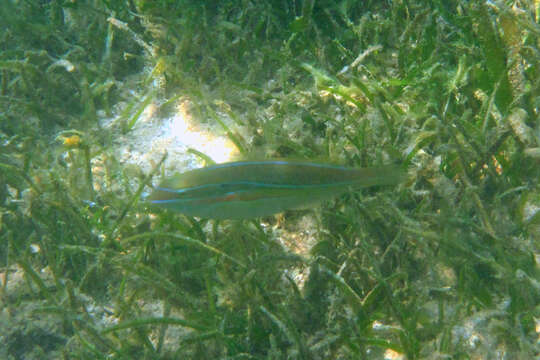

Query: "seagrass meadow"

xmin=1 ymin=1 xmax=539 ymax=359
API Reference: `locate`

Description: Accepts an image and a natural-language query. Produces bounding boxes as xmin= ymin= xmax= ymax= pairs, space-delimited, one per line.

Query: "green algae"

xmin=1 ymin=1 xmax=539 ymax=359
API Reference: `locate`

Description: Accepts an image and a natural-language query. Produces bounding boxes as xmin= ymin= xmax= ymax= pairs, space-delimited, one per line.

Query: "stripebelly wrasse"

xmin=147 ymin=160 xmax=404 ymax=219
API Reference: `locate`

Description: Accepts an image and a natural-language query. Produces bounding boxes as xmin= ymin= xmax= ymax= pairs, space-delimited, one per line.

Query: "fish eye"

xmin=219 ymin=183 xmax=233 ymax=190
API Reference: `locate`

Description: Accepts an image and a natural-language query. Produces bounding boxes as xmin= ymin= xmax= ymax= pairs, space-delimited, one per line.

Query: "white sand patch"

xmin=101 ymin=99 xmax=239 ymax=177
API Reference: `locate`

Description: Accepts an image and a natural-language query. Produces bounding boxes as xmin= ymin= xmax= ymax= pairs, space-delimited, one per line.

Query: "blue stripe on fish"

xmin=148 ymin=160 xmax=404 ymax=219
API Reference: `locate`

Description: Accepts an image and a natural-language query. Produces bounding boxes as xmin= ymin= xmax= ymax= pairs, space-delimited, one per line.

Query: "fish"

xmin=147 ymin=160 xmax=404 ymax=219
